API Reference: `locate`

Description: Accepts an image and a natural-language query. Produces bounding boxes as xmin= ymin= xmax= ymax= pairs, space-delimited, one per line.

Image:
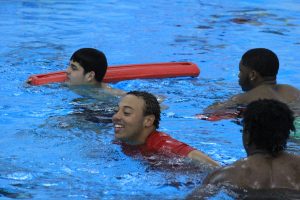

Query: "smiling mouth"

xmin=114 ymin=124 xmax=124 ymax=133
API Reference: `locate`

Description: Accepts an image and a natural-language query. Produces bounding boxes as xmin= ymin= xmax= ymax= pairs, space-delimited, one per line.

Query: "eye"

xmin=123 ymin=108 xmax=132 ymax=116
xmin=71 ymin=65 xmax=77 ymax=70
xmin=124 ymin=111 xmax=131 ymax=116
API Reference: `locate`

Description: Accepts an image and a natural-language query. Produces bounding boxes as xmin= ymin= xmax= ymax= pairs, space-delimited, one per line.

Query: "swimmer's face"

xmin=112 ymin=95 xmax=150 ymax=144
xmin=238 ymin=61 xmax=253 ymax=92
xmin=66 ymin=60 xmax=92 ymax=85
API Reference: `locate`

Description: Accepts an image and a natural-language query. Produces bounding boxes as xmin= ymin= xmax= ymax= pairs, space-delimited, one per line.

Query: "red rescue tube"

xmin=195 ymin=107 xmax=245 ymax=121
xmin=28 ymin=62 xmax=200 ymax=86
xmin=29 ymin=71 xmax=67 ymax=86
xmin=195 ymin=113 xmax=240 ymax=121
xmin=103 ymin=62 xmax=199 ymax=82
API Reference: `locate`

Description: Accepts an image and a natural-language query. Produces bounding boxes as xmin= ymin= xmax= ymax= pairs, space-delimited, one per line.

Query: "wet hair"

xmin=70 ymin=48 xmax=107 ymax=82
xmin=243 ymin=99 xmax=295 ymax=156
xmin=241 ymin=48 xmax=279 ymax=77
xmin=127 ymin=91 xmax=161 ymax=129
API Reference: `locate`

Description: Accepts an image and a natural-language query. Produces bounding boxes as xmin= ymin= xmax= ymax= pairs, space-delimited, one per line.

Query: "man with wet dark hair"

xmin=242 ymin=99 xmax=294 ymax=156
xmin=113 ymin=91 xmax=219 ymax=167
xmin=188 ymin=99 xmax=300 ymax=198
xmin=67 ymin=48 xmax=108 ymax=84
xmin=126 ymin=91 xmax=161 ymax=129
xmin=242 ymin=48 xmax=279 ymax=78
xmin=205 ymin=48 xmax=300 ymax=114
xmin=66 ymin=48 xmax=125 ymax=95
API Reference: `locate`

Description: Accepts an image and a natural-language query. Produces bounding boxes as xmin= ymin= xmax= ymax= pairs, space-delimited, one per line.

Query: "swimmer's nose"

xmin=112 ymin=111 xmax=121 ymax=123
xmin=112 ymin=114 xmax=118 ymax=122
xmin=66 ymin=66 xmax=71 ymax=74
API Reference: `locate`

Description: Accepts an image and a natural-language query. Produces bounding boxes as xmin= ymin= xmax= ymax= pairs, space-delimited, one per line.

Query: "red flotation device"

xmin=195 ymin=112 xmax=240 ymax=121
xmin=28 ymin=62 xmax=200 ymax=86
xmin=195 ymin=107 xmax=245 ymax=121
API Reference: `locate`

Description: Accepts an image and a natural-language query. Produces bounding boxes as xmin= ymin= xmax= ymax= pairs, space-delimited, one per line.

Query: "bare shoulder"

xmin=203 ymin=160 xmax=245 ymax=185
xmin=272 ymin=153 xmax=300 ymax=188
xmin=186 ymin=165 xmax=237 ymax=199
xmin=230 ymin=89 xmax=265 ymax=104
xmin=186 ymin=161 xmax=247 ymax=199
xmin=278 ymin=84 xmax=300 ymax=91
xmin=277 ymin=84 xmax=300 ymax=100
xmin=239 ymin=84 xmax=300 ymax=103
xmin=278 ymin=152 xmax=300 ymax=165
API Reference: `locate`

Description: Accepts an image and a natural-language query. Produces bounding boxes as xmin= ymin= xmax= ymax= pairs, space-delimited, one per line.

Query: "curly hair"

xmin=243 ymin=99 xmax=295 ymax=156
xmin=127 ymin=91 xmax=161 ymax=129
xmin=241 ymin=48 xmax=279 ymax=77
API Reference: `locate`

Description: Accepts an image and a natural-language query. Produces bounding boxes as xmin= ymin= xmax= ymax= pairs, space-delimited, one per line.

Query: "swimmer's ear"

xmin=87 ymin=71 xmax=96 ymax=81
xmin=144 ymin=114 xmax=155 ymax=127
xmin=249 ymin=70 xmax=259 ymax=81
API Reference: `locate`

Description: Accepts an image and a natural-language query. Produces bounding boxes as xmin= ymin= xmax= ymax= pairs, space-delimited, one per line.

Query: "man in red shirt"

xmin=112 ymin=91 xmax=219 ymax=167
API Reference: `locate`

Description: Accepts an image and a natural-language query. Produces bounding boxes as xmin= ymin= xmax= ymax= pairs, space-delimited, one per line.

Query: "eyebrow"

xmin=70 ymin=63 xmax=78 ymax=68
xmin=122 ymin=105 xmax=134 ymax=110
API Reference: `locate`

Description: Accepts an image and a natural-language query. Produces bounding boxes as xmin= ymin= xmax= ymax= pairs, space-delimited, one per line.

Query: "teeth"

xmin=115 ymin=124 xmax=123 ymax=128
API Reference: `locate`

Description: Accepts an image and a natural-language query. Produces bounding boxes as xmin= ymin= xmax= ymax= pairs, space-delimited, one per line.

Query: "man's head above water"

xmin=112 ymin=91 xmax=161 ymax=144
xmin=66 ymin=48 xmax=107 ymax=85
xmin=242 ymin=99 xmax=295 ymax=157
xmin=238 ymin=48 xmax=279 ymax=91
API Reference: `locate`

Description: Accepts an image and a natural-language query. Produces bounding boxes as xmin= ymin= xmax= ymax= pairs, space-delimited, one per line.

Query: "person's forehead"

xmin=119 ymin=95 xmax=145 ymax=109
xmin=70 ymin=60 xmax=84 ymax=69
xmin=239 ymin=61 xmax=249 ymax=71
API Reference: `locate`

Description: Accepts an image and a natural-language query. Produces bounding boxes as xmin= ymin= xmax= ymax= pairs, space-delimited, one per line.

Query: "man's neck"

xmin=126 ymin=128 xmax=156 ymax=146
xmin=258 ymin=76 xmax=277 ymax=86
xmin=247 ymin=149 xmax=269 ymax=156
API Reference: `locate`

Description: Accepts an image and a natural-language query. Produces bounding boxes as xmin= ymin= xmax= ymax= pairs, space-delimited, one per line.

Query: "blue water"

xmin=1 ymin=0 xmax=300 ymax=199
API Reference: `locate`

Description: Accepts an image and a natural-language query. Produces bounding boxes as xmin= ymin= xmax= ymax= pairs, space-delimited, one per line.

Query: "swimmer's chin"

xmin=114 ymin=132 xmax=122 ymax=139
xmin=64 ymin=77 xmax=71 ymax=84
xmin=62 ymin=81 xmax=71 ymax=87
xmin=114 ymin=136 xmax=125 ymax=144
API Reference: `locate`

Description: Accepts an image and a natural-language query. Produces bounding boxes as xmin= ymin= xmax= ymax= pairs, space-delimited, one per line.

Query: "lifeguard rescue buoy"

xmin=28 ymin=62 xmax=200 ymax=86
xmin=195 ymin=107 xmax=244 ymax=121
xmin=195 ymin=112 xmax=240 ymax=121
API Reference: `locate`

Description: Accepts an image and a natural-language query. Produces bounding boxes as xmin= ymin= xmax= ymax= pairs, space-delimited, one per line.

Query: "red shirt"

xmin=121 ymin=130 xmax=196 ymax=158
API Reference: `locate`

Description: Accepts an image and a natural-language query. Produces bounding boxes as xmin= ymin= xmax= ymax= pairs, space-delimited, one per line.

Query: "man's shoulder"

xmin=277 ymin=83 xmax=300 ymax=89
xmin=148 ymin=131 xmax=169 ymax=140
xmin=148 ymin=131 xmax=186 ymax=147
xmin=276 ymin=84 xmax=300 ymax=102
xmin=146 ymin=131 xmax=172 ymax=147
xmin=240 ymin=84 xmax=300 ymax=103
xmin=203 ymin=160 xmax=246 ymax=185
xmin=277 ymin=84 xmax=300 ymax=95
xmin=278 ymin=152 xmax=300 ymax=165
xmin=231 ymin=90 xmax=260 ymax=104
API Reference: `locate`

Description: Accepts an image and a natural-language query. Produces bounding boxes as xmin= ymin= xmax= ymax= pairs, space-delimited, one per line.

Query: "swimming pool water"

xmin=1 ymin=0 xmax=300 ymax=199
